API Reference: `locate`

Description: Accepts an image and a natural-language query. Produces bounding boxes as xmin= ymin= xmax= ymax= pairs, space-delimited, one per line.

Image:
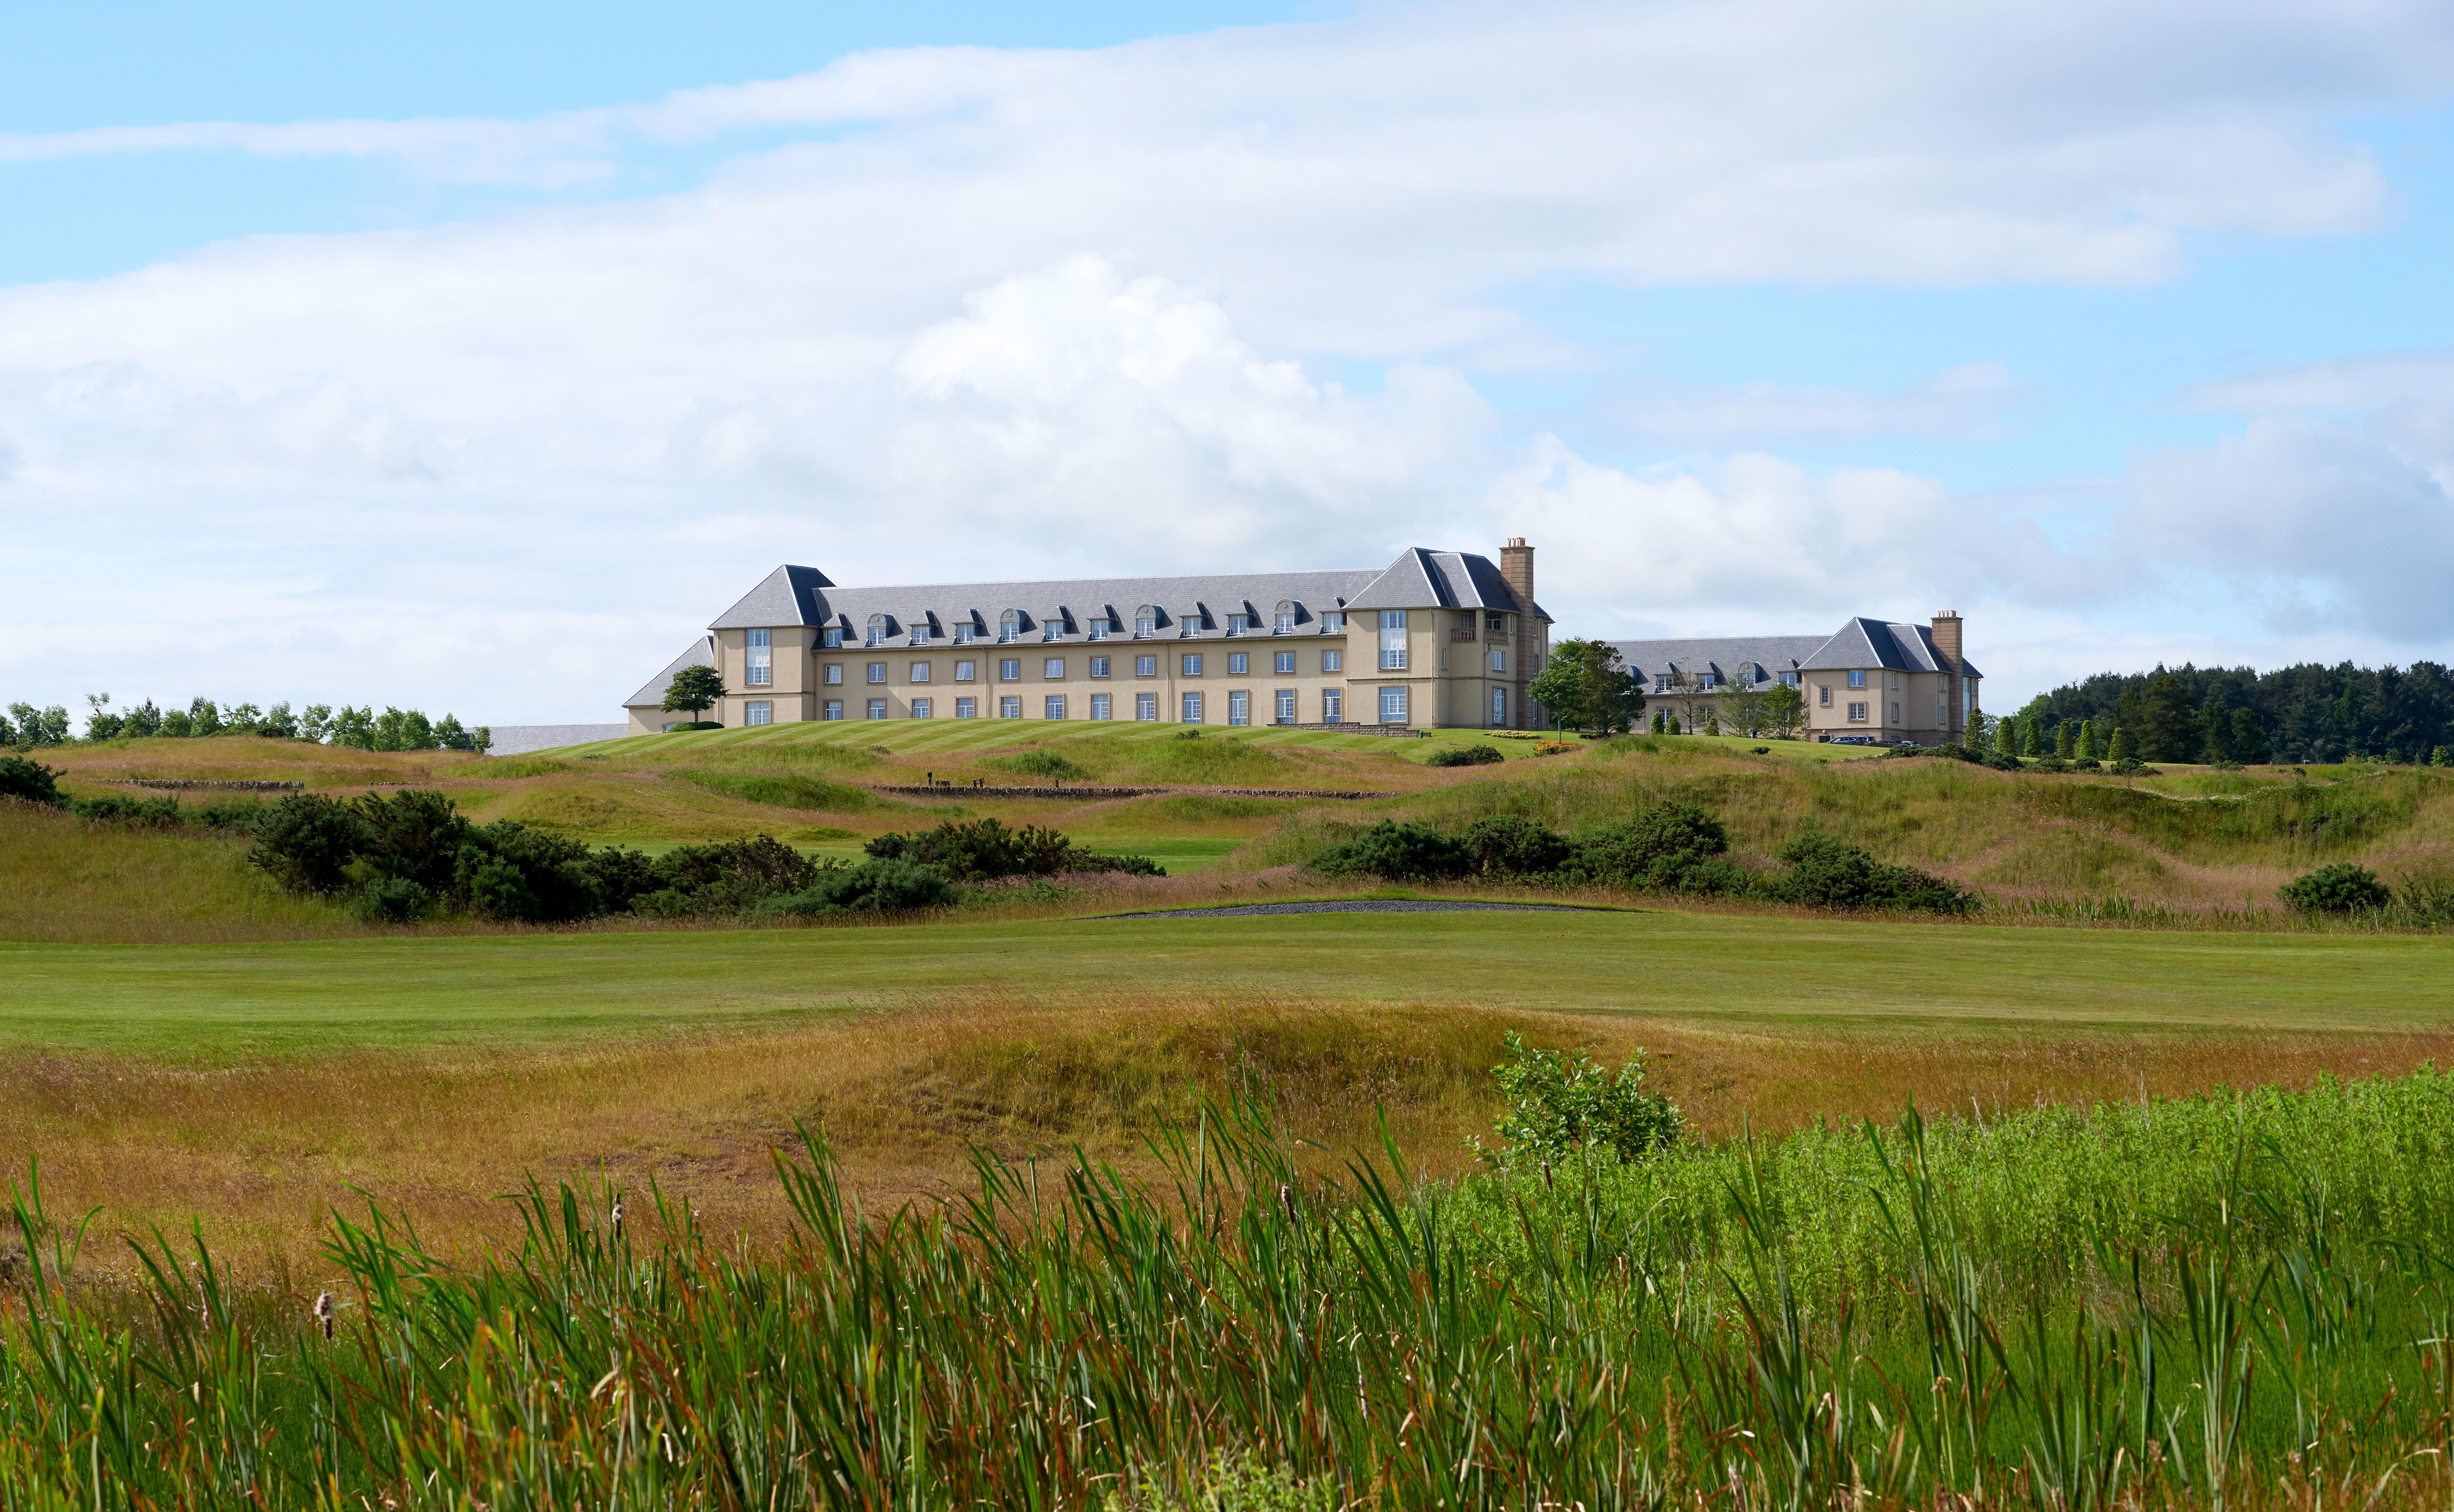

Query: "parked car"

xmin=1825 ymin=734 xmax=1878 ymax=746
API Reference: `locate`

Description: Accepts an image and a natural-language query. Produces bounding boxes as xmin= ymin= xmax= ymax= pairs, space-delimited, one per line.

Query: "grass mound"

xmin=669 ymin=769 xmax=879 ymax=813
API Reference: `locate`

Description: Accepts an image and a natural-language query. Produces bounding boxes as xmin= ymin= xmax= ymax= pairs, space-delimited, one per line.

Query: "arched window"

xmin=866 ymin=613 xmax=889 ymax=648
xmin=1274 ymin=600 xmax=1298 ymax=635
xmin=1134 ymin=605 xmax=1157 ymax=638
xmin=999 ymin=609 xmax=1022 ymax=644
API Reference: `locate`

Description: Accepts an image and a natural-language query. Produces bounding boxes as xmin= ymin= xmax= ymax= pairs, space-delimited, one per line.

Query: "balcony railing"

xmin=1450 ymin=628 xmax=1478 ymax=643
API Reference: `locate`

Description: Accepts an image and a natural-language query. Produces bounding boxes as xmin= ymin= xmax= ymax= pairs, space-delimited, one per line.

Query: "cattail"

xmin=313 ymin=1291 xmax=334 ymax=1341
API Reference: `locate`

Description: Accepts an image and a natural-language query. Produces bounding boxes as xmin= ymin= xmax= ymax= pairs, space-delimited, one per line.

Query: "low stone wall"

xmin=869 ymin=784 xmax=1393 ymax=800
xmin=106 ymin=779 xmax=304 ymax=792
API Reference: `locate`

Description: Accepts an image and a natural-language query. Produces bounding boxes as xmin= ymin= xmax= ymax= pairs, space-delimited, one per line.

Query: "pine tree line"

xmin=2016 ymin=662 xmax=2454 ymax=766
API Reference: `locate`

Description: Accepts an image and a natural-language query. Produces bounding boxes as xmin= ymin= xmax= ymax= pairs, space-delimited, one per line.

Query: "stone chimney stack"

xmin=1501 ymin=538 xmax=1534 ymax=613
xmin=1931 ymin=610 xmax=1964 ymax=672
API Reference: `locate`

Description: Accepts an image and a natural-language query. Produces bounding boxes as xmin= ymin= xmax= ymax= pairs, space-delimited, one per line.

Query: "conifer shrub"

xmin=1773 ymin=832 xmax=1976 ymax=913
xmin=1425 ymin=744 xmax=1504 ymax=768
xmin=2279 ymin=862 xmax=2392 ymax=914
xmin=0 ymin=754 xmax=64 ymax=806
xmin=1308 ymin=820 xmax=1469 ymax=882
xmin=750 ymin=858 xmax=959 ymax=918
xmin=1559 ymin=803 xmax=1750 ymax=896
xmin=866 ymin=817 xmax=1161 ymax=879
xmin=1458 ymin=814 xmax=1571 ymax=877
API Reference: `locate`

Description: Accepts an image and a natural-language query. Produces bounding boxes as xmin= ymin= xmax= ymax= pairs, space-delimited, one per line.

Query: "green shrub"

xmin=865 ymin=817 xmax=1158 ymax=879
xmin=356 ymin=788 xmax=474 ymax=894
xmin=70 ymin=793 xmax=185 ymax=826
xmin=190 ymin=801 xmax=265 ymax=831
xmin=250 ymin=794 xmax=373 ymax=894
xmin=751 ymin=858 xmax=958 ymax=917
xmin=2280 ymin=861 xmax=2392 ymax=913
xmin=1473 ymin=1031 xmax=1682 ymax=1171
xmin=1457 ymin=814 xmax=1569 ymax=877
xmin=0 ymin=754 xmax=63 ymax=805
xmin=352 ymin=876 xmax=432 ymax=923
xmin=1307 ymin=820 xmax=1468 ymax=882
xmin=1559 ymin=803 xmax=1748 ymax=895
xmin=1774 ymin=831 xmax=1976 ymax=913
xmin=461 ymin=821 xmax=606 ymax=922
xmin=652 ymin=835 xmax=826 ymax=912
xmin=1425 ymin=744 xmax=1503 ymax=768
xmin=665 ymin=721 xmax=722 ymax=732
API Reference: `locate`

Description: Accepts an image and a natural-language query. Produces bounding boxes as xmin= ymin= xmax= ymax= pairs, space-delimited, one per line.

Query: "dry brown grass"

xmin=7 ymin=990 xmax=2446 ymax=1275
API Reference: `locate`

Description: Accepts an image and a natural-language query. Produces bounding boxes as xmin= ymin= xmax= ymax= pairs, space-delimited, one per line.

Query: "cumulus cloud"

xmin=3 ymin=0 xmax=2453 ymax=713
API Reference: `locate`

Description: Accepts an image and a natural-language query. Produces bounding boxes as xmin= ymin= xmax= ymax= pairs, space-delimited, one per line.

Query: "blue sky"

xmin=4 ymin=0 xmax=2452 ymax=721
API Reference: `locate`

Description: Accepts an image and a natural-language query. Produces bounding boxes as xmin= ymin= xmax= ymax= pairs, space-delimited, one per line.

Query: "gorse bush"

xmin=751 ymin=858 xmax=959 ymax=918
xmin=8 ymin=1072 xmax=2454 ymax=1508
xmin=0 ymin=754 xmax=64 ymax=805
xmin=2279 ymin=861 xmax=2393 ymax=913
xmin=989 ymin=748 xmax=1093 ymax=781
xmin=1304 ymin=800 xmax=1978 ymax=913
xmin=866 ymin=817 xmax=1162 ymax=880
xmin=1425 ymin=744 xmax=1503 ymax=768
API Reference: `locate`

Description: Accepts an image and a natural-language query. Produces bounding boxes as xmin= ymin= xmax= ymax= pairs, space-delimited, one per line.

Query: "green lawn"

xmin=3 ymin=909 xmax=2445 ymax=1059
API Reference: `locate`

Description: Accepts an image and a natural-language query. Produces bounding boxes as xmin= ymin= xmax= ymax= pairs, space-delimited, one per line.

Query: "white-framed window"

xmin=1179 ymin=613 xmax=1201 ymax=638
xmin=1274 ymin=690 xmax=1295 ymax=724
xmin=999 ymin=611 xmax=1021 ymax=643
xmin=1848 ymin=701 xmax=1868 ymax=722
xmin=1323 ymin=612 xmax=1345 ymax=632
xmin=1655 ymin=674 xmax=1671 ymax=693
xmin=1891 ymin=702 xmax=1901 ymax=724
xmin=745 ymin=699 xmax=772 ymax=725
xmin=1274 ymin=651 xmax=1295 ymax=674
xmin=1781 ymin=671 xmax=1799 ymax=688
xmin=1090 ymin=693 xmax=1112 ymax=720
xmin=746 ymin=628 xmax=772 ymax=686
xmin=823 ymin=627 xmax=844 ymax=649
xmin=1819 ymin=685 xmax=1832 ymax=707
xmin=1135 ymin=608 xmax=1156 ymax=638
xmin=1089 ymin=618 xmax=1111 ymax=640
xmin=1136 ymin=692 xmax=1158 ymax=721
xmin=955 ymin=697 xmax=977 ymax=718
xmin=1848 ymin=669 xmax=1867 ymax=688
xmin=955 ymin=660 xmax=977 ymax=682
xmin=955 ymin=623 xmax=977 ymax=645
xmin=1182 ymin=653 xmax=1203 ymax=676
xmin=911 ymin=697 xmax=932 ymax=718
xmin=1379 ymin=686 xmax=1407 ymax=723
xmin=1275 ymin=613 xmax=1295 ymax=635
xmin=1491 ymin=648 xmax=1507 ymax=673
xmin=1090 ymin=656 xmax=1110 ymax=678
xmin=1379 ymin=610 xmax=1407 ymax=670
xmin=1182 ymin=692 xmax=1203 ymax=723
xmin=1228 ymin=690 xmax=1250 ymax=726
xmin=1136 ymin=655 xmax=1157 ymax=676
xmin=1486 ymin=613 xmax=1506 ymax=633
xmin=1491 ymin=687 xmax=1508 ymax=726
xmin=823 ymin=700 xmax=844 ymax=721
xmin=1043 ymin=622 xmax=1062 ymax=643
xmin=1228 ymin=652 xmax=1249 ymax=675
xmin=1323 ymin=650 xmax=1342 ymax=673
xmin=1323 ymin=689 xmax=1343 ymax=723
xmin=999 ymin=695 xmax=1021 ymax=718
xmin=909 ymin=624 xmax=930 ymax=646
xmin=866 ymin=617 xmax=888 ymax=647
xmin=823 ymin=664 xmax=844 ymax=686
xmin=910 ymin=662 xmax=931 ymax=682
xmin=867 ymin=663 xmax=887 ymax=684
xmin=1000 ymin=659 xmax=1021 ymax=680
xmin=1890 ymin=672 xmax=1902 ymax=690
xmin=1045 ymin=695 xmax=1066 ymax=719
xmin=1044 ymin=657 xmax=1064 ymax=679
xmin=867 ymin=699 xmax=888 ymax=720
xmin=1227 ymin=613 xmax=1250 ymax=636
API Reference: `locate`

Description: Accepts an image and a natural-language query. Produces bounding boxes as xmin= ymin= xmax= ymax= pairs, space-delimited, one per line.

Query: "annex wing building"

xmin=1608 ymin=612 xmax=1982 ymax=744
xmin=623 ymin=541 xmax=1554 ymax=735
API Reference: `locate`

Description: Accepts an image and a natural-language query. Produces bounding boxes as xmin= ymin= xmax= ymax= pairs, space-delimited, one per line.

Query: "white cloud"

xmin=3 ymin=0 xmax=2453 ymax=714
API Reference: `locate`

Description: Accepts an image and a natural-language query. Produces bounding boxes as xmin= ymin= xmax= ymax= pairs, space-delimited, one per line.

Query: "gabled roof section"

xmin=709 ymin=565 xmax=834 ymax=630
xmin=623 ymin=637 xmax=716 ymax=709
xmin=1609 ymin=635 xmax=1832 ymax=686
xmin=790 ymin=567 xmax=1383 ymax=637
xmin=1798 ymin=618 xmax=1983 ymax=679
xmin=1348 ymin=548 xmax=1546 ymax=617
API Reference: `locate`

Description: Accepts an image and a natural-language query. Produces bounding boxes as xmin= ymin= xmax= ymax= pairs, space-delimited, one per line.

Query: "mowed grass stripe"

xmin=1 ymin=910 xmax=2447 ymax=1058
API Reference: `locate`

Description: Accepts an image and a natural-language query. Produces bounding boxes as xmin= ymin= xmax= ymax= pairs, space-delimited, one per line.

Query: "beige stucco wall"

xmin=1799 ymin=668 xmax=1979 ymax=743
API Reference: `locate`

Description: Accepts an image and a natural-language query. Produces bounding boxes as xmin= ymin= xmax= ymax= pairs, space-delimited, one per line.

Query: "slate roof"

xmin=1612 ymin=620 xmax=1982 ymax=687
xmin=623 ymin=637 xmax=717 ymax=709
xmin=693 ymin=548 xmax=1544 ymax=643
xmin=1797 ymin=617 xmax=1983 ymax=679
xmin=1608 ymin=635 xmax=1834 ymax=690
xmin=1348 ymin=548 xmax=1549 ymax=619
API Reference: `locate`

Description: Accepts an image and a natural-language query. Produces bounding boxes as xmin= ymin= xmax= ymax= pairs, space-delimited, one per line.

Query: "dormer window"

xmin=1274 ymin=601 xmax=1297 ymax=634
xmin=909 ymin=622 xmax=931 ymax=645
xmin=1042 ymin=620 xmax=1062 ymax=642
xmin=866 ymin=614 xmax=888 ymax=648
xmin=955 ymin=623 xmax=976 ymax=645
xmin=1134 ymin=606 xmax=1156 ymax=638
xmin=1322 ymin=612 xmax=1345 ymax=633
xmin=1227 ymin=613 xmax=1250 ymax=636
xmin=999 ymin=610 xmax=1022 ymax=644
xmin=823 ymin=626 xmax=844 ymax=649
xmin=1089 ymin=617 xmax=1111 ymax=640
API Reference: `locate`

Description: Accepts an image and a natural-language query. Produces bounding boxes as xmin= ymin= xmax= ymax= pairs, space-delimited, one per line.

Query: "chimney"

xmin=1931 ymin=610 xmax=1964 ymax=673
xmin=1500 ymin=538 xmax=1534 ymax=614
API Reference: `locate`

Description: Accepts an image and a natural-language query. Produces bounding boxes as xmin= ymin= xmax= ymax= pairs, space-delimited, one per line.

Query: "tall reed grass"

xmin=8 ymin=1071 xmax=2454 ymax=1508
